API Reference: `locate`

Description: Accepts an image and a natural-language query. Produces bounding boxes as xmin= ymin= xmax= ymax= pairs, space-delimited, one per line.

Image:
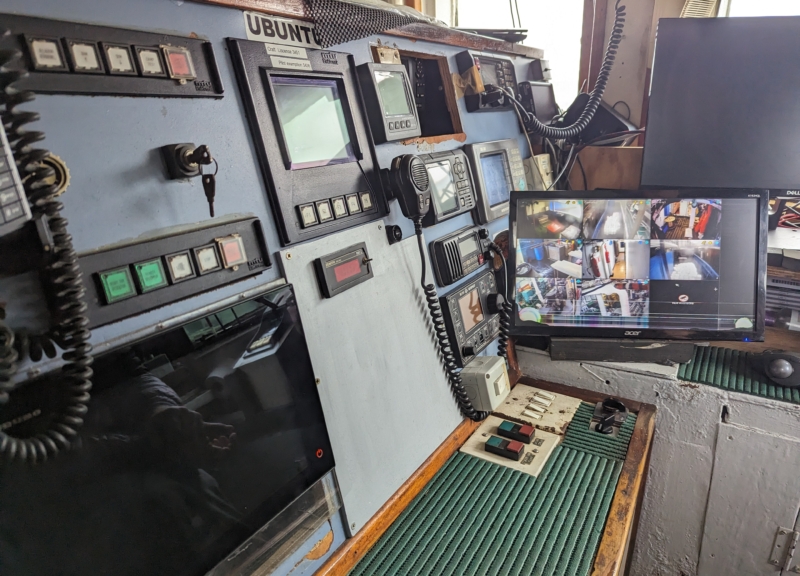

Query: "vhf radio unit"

xmin=442 ymin=270 xmax=502 ymax=367
xmin=430 ymin=226 xmax=488 ymax=287
xmin=455 ymin=51 xmax=519 ymax=113
xmin=417 ymin=149 xmax=477 ymax=227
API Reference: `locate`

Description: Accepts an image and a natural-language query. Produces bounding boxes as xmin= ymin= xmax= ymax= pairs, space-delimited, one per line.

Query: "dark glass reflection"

xmin=0 ymin=285 xmax=334 ymax=576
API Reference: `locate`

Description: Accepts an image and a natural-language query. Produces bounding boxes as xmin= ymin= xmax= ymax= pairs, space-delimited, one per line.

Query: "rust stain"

xmin=305 ymin=530 xmax=334 ymax=561
xmin=679 ymin=382 xmax=700 ymax=389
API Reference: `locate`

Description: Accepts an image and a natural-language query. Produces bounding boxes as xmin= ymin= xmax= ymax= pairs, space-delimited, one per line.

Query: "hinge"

xmin=770 ymin=527 xmax=800 ymax=572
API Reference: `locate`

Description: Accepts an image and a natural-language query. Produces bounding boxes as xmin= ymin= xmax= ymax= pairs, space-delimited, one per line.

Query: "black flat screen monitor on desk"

xmin=508 ymin=190 xmax=768 ymax=341
xmin=641 ymin=17 xmax=800 ymax=194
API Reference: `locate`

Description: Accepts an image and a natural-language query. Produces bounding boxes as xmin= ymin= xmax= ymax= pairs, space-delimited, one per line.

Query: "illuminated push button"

xmin=331 ymin=196 xmax=348 ymax=219
xmin=216 ymin=235 xmax=248 ymax=268
xmin=496 ymin=420 xmax=535 ymax=444
xmin=298 ymin=203 xmax=318 ymax=228
xmin=99 ymin=267 xmax=136 ymax=304
xmin=194 ymin=244 xmax=221 ymax=274
xmin=102 ymin=43 xmax=136 ymax=75
xmin=133 ymin=258 xmax=168 ymax=293
xmin=346 ymin=194 xmax=361 ymax=214
xmin=359 ymin=192 xmax=374 ymax=211
xmin=316 ymin=200 xmax=334 ymax=223
xmin=165 ymin=251 xmax=196 ymax=283
xmin=162 ymin=45 xmax=196 ymax=80
xmin=484 ymin=435 xmax=524 ymax=461
xmin=66 ymin=41 xmax=103 ymax=73
xmin=136 ymin=47 xmax=166 ymax=77
xmin=28 ymin=37 xmax=67 ymax=71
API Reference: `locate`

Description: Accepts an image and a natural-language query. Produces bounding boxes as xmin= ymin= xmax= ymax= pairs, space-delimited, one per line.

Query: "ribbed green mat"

xmin=677 ymin=346 xmax=800 ymax=404
xmin=350 ymin=407 xmax=633 ymax=576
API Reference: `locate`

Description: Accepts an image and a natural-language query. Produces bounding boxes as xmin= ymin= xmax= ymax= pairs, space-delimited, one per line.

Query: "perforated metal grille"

xmin=349 ymin=405 xmax=635 ymax=576
xmin=677 ymin=345 xmax=800 ymax=404
xmin=307 ymin=0 xmax=424 ymax=48
xmin=410 ymin=159 xmax=429 ymax=191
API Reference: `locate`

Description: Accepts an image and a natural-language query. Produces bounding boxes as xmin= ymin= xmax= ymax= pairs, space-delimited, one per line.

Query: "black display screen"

xmin=510 ymin=190 xmax=768 ymax=340
xmin=0 ymin=285 xmax=334 ymax=576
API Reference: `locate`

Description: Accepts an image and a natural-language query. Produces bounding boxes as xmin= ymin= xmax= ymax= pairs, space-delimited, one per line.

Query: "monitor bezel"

xmin=465 ymin=138 xmax=523 ymax=225
xmin=508 ymin=188 xmax=768 ymax=342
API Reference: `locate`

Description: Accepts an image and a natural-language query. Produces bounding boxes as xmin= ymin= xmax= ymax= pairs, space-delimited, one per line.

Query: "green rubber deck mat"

xmin=561 ymin=402 xmax=637 ymax=461
xmin=677 ymin=345 xmax=800 ymax=404
xmin=350 ymin=445 xmax=626 ymax=576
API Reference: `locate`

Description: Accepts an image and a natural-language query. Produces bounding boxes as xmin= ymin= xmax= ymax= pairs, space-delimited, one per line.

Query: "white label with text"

xmin=244 ymin=12 xmax=321 ymax=49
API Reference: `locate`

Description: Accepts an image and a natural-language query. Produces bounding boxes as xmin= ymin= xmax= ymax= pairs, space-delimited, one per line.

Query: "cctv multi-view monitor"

xmin=508 ymin=190 xmax=768 ymax=341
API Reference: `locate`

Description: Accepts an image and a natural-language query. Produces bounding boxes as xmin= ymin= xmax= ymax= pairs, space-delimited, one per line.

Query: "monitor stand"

xmin=548 ymin=337 xmax=697 ymax=365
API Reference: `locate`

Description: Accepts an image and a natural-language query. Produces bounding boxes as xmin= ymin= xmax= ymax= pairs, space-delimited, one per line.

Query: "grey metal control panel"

xmin=418 ymin=148 xmax=477 ymax=227
xmin=0 ymin=123 xmax=32 ymax=236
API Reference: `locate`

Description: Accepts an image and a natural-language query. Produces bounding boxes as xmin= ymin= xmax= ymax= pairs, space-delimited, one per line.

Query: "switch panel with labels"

xmin=440 ymin=270 xmax=501 ymax=367
xmin=494 ymin=384 xmax=582 ymax=436
xmin=2 ymin=14 xmax=223 ymax=97
xmin=460 ymin=415 xmax=560 ymax=477
xmin=80 ymin=217 xmax=270 ymax=327
xmin=455 ymin=51 xmax=519 ymax=113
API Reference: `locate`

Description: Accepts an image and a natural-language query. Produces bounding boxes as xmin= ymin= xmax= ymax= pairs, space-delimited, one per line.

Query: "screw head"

xmin=315 ymin=378 xmax=321 ymax=385
xmin=781 ymin=530 xmax=788 ymax=535
xmin=773 ymin=560 xmax=780 ymax=565
xmin=286 ymin=253 xmax=292 ymax=260
xmin=351 ymin=523 xmax=356 ymax=529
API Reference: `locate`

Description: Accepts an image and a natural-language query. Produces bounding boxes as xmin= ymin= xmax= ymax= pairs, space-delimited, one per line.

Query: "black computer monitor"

xmin=508 ymin=189 xmax=768 ymax=341
xmin=641 ymin=17 xmax=800 ymax=192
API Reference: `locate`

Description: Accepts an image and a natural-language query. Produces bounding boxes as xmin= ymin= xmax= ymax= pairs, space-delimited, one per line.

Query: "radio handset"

xmin=384 ymin=154 xmax=487 ymax=422
xmin=381 ymin=154 xmax=432 ymax=221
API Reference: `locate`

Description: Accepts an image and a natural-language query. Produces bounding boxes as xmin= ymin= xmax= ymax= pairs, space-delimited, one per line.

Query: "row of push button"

xmin=298 ymin=191 xmax=374 ymax=229
xmin=0 ymin=125 xmax=29 ymax=229
xmin=25 ymin=35 xmax=196 ymax=81
xmin=97 ymin=235 xmax=247 ymax=304
xmin=388 ymin=119 xmax=414 ymax=131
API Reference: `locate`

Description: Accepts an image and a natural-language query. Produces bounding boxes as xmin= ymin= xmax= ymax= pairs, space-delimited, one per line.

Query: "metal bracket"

xmin=770 ymin=527 xmax=800 ymax=572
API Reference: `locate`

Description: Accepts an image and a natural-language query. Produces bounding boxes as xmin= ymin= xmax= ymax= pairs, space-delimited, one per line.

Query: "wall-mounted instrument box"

xmin=455 ymin=51 xmax=519 ymax=113
xmin=441 ymin=270 xmax=501 ymax=367
xmin=227 ymin=39 xmax=385 ymax=246
xmin=464 ymin=139 xmax=527 ymax=224
xmin=417 ymin=149 xmax=477 ymax=227
xmin=0 ymin=14 xmax=223 ymax=97
xmin=356 ymin=62 xmax=421 ymax=143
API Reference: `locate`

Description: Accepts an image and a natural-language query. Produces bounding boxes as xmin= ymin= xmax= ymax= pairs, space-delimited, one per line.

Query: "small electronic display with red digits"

xmin=313 ymin=242 xmax=374 ymax=298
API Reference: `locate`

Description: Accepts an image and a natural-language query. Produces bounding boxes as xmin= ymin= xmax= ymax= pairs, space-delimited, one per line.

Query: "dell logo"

xmin=624 ymin=331 xmax=641 ymax=336
xmin=786 ymin=190 xmax=800 ymax=196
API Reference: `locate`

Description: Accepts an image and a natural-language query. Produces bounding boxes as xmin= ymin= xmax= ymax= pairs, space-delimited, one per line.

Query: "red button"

xmin=507 ymin=440 xmax=524 ymax=453
xmin=222 ymin=240 xmax=242 ymax=264
xmin=168 ymin=52 xmax=191 ymax=76
xmin=519 ymin=425 xmax=534 ymax=437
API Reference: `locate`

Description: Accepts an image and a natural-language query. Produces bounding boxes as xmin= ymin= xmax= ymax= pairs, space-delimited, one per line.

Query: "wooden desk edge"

xmin=314 ymin=417 xmax=480 ymax=576
xmin=591 ymin=404 xmax=657 ymax=576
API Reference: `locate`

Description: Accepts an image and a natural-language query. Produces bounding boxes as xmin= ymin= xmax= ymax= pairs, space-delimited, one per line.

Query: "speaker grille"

xmin=410 ymin=158 xmax=429 ymax=191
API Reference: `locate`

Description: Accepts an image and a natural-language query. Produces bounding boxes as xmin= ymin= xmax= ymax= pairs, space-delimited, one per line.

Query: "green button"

xmin=486 ymin=436 xmax=503 ymax=448
xmin=99 ymin=267 xmax=136 ymax=303
xmin=499 ymin=421 xmax=515 ymax=432
xmin=134 ymin=259 xmax=168 ymax=292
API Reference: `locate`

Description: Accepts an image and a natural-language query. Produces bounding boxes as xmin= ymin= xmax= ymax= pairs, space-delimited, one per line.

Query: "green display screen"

xmin=100 ymin=267 xmax=136 ymax=303
xmin=272 ymin=76 xmax=356 ymax=170
xmin=134 ymin=259 xmax=168 ymax=292
xmin=374 ymin=70 xmax=411 ymax=117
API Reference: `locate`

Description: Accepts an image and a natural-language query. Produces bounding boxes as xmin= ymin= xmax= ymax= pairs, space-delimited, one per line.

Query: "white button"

xmin=535 ymin=391 xmax=556 ymax=401
xmin=196 ymin=246 xmax=220 ymax=273
xmin=70 ymin=43 xmax=100 ymax=71
xmin=31 ymin=39 xmax=63 ymax=68
xmin=168 ymin=253 xmax=193 ymax=280
xmin=138 ymin=49 xmax=164 ymax=75
xmin=522 ymin=410 xmax=542 ymax=419
xmin=531 ymin=397 xmax=552 ymax=408
xmin=107 ymin=46 xmax=134 ymax=72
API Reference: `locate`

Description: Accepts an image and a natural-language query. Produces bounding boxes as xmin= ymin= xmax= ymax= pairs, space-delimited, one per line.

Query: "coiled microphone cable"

xmin=414 ymin=218 xmax=488 ymax=422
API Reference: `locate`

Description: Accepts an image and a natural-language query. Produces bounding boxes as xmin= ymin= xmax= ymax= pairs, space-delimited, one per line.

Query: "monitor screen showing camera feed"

xmin=428 ymin=160 xmax=458 ymax=215
xmin=374 ymin=70 xmax=412 ymax=117
xmin=480 ymin=152 xmax=512 ymax=207
xmin=511 ymin=192 xmax=766 ymax=339
xmin=272 ymin=76 xmax=356 ymax=170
